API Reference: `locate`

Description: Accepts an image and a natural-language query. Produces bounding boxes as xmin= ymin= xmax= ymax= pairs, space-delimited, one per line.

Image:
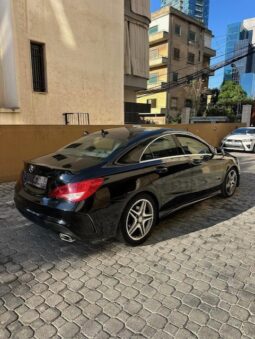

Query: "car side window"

xmin=118 ymin=140 xmax=152 ymax=164
xmin=177 ymin=136 xmax=211 ymax=155
xmin=141 ymin=135 xmax=181 ymax=161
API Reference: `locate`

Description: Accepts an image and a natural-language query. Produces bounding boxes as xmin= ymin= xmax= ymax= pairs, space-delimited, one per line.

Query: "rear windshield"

xmin=232 ymin=128 xmax=255 ymax=135
xmin=60 ymin=132 xmax=126 ymax=159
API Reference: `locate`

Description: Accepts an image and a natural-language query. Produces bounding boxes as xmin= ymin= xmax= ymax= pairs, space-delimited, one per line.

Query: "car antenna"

xmin=101 ymin=129 xmax=109 ymax=137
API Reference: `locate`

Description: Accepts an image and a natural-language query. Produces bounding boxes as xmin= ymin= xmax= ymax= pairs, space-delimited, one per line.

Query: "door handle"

xmin=156 ymin=166 xmax=168 ymax=174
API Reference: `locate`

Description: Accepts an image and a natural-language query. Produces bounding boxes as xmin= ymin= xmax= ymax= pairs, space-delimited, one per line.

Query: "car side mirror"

xmin=216 ymin=147 xmax=225 ymax=155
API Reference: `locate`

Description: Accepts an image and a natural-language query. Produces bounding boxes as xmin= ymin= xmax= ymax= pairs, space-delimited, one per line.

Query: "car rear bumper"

xmin=14 ymin=193 xmax=99 ymax=241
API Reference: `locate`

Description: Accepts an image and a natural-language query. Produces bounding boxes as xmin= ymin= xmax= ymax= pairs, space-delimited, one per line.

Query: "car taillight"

xmin=49 ymin=178 xmax=104 ymax=202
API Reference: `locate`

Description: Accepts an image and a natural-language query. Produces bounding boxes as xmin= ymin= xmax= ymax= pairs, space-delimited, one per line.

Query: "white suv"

xmin=222 ymin=127 xmax=255 ymax=152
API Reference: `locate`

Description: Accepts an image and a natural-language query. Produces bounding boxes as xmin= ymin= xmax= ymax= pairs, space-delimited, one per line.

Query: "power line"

xmin=146 ymin=43 xmax=252 ymax=90
xmin=138 ymin=43 xmax=255 ymax=97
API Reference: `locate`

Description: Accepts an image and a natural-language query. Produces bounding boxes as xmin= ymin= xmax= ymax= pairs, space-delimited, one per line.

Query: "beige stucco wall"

xmin=0 ymin=123 xmax=245 ymax=182
xmin=0 ymin=0 xmax=124 ymax=125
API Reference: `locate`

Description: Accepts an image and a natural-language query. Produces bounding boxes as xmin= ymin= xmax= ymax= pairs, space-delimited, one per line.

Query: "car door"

xmin=176 ymin=134 xmax=224 ymax=195
xmin=140 ymin=134 xmax=198 ymax=211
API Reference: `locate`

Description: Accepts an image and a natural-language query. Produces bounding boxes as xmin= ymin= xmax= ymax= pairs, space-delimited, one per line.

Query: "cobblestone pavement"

xmin=0 ymin=153 xmax=255 ymax=339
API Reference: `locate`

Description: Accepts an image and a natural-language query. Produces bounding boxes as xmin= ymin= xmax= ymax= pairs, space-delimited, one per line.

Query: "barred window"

xmin=30 ymin=42 xmax=46 ymax=92
xmin=188 ymin=52 xmax=195 ymax=64
xmin=188 ymin=30 xmax=196 ymax=43
xmin=175 ymin=24 xmax=181 ymax=36
xmin=173 ymin=48 xmax=180 ymax=60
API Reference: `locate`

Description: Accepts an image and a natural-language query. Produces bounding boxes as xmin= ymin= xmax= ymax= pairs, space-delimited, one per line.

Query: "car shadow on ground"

xmin=144 ymin=170 xmax=255 ymax=246
xmin=0 ymin=170 xmax=254 ymax=268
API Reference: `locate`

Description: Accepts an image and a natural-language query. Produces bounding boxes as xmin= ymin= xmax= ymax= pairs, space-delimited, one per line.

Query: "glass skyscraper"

xmin=160 ymin=0 xmax=210 ymax=27
xmin=224 ymin=18 xmax=255 ymax=98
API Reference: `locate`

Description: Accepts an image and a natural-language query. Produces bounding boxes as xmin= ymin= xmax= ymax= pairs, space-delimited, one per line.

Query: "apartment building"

xmin=161 ymin=0 xmax=210 ymax=27
xmin=224 ymin=18 xmax=255 ymax=98
xmin=0 ymin=0 xmax=150 ymax=125
xmin=137 ymin=6 xmax=215 ymax=120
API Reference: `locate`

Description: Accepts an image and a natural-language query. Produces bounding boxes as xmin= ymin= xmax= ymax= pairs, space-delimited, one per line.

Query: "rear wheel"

xmin=119 ymin=194 xmax=157 ymax=246
xmin=221 ymin=167 xmax=238 ymax=198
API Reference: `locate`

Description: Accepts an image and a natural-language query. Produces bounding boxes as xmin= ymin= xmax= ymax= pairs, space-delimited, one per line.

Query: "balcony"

xmin=147 ymin=81 xmax=167 ymax=89
xmin=149 ymin=57 xmax=168 ymax=68
xmin=149 ymin=31 xmax=169 ymax=45
xmin=203 ymin=46 xmax=216 ymax=57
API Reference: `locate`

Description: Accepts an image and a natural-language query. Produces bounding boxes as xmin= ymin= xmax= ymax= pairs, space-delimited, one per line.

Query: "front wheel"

xmin=119 ymin=194 xmax=157 ymax=246
xmin=221 ymin=167 xmax=238 ymax=198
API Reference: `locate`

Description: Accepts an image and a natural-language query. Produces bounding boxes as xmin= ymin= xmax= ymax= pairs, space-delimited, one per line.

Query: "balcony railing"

xmin=149 ymin=56 xmax=168 ymax=68
xmin=147 ymin=81 xmax=167 ymax=89
xmin=203 ymin=46 xmax=216 ymax=57
xmin=149 ymin=31 xmax=169 ymax=45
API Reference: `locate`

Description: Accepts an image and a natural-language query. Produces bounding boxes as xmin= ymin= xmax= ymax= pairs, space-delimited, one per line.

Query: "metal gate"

xmin=63 ymin=113 xmax=90 ymax=125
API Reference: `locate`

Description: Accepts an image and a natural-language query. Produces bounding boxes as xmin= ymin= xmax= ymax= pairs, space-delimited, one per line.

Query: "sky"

xmin=150 ymin=0 xmax=255 ymax=88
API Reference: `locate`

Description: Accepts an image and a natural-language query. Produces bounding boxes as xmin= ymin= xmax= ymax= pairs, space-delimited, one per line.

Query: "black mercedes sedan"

xmin=15 ymin=127 xmax=240 ymax=245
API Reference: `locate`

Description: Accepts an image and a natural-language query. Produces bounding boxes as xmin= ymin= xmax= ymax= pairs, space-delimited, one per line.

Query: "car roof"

xmin=96 ymin=126 xmax=190 ymax=146
xmin=236 ymin=127 xmax=255 ymax=129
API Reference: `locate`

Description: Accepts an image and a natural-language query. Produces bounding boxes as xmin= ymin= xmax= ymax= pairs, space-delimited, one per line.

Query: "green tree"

xmin=218 ymin=81 xmax=247 ymax=105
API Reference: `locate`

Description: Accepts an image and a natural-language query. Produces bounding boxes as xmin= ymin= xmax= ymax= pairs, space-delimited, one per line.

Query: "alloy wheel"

xmin=126 ymin=199 xmax=154 ymax=241
xmin=226 ymin=169 xmax=238 ymax=196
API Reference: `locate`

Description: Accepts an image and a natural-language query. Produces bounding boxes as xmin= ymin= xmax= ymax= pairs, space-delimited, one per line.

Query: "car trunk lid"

xmin=21 ymin=152 xmax=105 ymax=197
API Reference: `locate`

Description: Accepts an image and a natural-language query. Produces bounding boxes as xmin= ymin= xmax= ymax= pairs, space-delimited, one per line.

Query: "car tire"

xmin=221 ymin=167 xmax=238 ymax=198
xmin=118 ymin=193 xmax=157 ymax=246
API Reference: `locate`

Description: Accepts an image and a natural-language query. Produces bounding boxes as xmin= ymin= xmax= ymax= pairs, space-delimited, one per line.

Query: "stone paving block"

xmin=230 ymin=305 xmax=250 ymax=321
xmin=124 ymin=300 xmax=143 ymax=314
xmin=40 ymin=307 xmax=61 ymax=323
xmin=198 ymin=326 xmax=220 ymax=339
xmin=62 ymin=305 xmax=82 ymax=321
xmin=0 ymin=328 xmax=10 ymax=339
xmin=84 ymin=290 xmax=102 ymax=303
xmin=220 ymin=324 xmax=242 ymax=339
xmin=182 ymin=294 xmax=201 ymax=308
xmin=20 ymin=309 xmax=39 ymax=324
xmin=12 ymin=326 xmax=34 ymax=339
xmin=61 ymin=290 xmax=83 ymax=304
xmin=0 ymin=156 xmax=255 ymax=339
xmin=0 ymin=310 xmax=18 ymax=327
xmin=81 ymin=319 xmax=102 ymax=337
xmin=103 ymin=318 xmax=124 ymax=336
xmin=82 ymin=304 xmax=102 ymax=318
xmin=35 ymin=324 xmax=57 ymax=339
xmin=242 ymin=322 xmax=255 ymax=337
xmin=190 ymin=308 xmax=209 ymax=325
xmin=126 ymin=316 xmax=146 ymax=333
xmin=59 ymin=322 xmax=80 ymax=338
xmin=25 ymin=295 xmax=44 ymax=309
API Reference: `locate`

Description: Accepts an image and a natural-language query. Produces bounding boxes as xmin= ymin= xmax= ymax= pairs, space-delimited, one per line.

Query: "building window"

xmin=147 ymin=99 xmax=157 ymax=108
xmin=188 ymin=30 xmax=196 ymax=43
xmin=175 ymin=24 xmax=181 ymax=36
xmin=171 ymin=97 xmax=178 ymax=109
xmin=148 ymin=73 xmax=158 ymax=84
xmin=149 ymin=25 xmax=158 ymax=35
xmin=188 ymin=52 xmax=195 ymax=64
xmin=173 ymin=48 xmax=180 ymax=60
xmin=185 ymin=99 xmax=193 ymax=108
xmin=31 ymin=42 xmax=46 ymax=92
xmin=172 ymin=72 xmax=178 ymax=82
xmin=150 ymin=48 xmax=159 ymax=60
